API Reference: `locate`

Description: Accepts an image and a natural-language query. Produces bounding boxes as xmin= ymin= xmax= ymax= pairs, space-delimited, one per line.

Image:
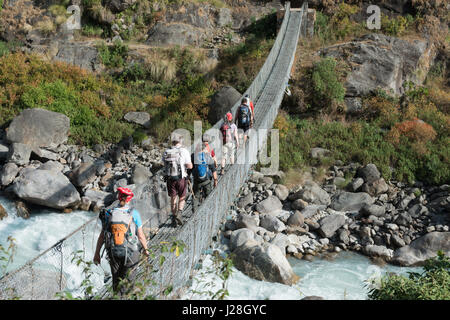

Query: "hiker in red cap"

xmin=220 ymin=112 xmax=239 ymax=175
xmin=94 ymin=187 xmax=149 ymax=294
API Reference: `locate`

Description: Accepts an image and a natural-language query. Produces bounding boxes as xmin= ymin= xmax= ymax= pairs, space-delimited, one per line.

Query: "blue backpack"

xmin=194 ymin=152 xmax=211 ymax=182
xmin=238 ymin=104 xmax=250 ymax=127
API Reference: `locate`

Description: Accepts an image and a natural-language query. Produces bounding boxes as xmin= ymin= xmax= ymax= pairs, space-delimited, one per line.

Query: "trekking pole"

xmin=187 ymin=178 xmax=196 ymax=213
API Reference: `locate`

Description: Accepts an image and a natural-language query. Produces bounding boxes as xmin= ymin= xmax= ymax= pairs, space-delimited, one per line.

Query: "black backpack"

xmin=238 ymin=104 xmax=250 ymax=127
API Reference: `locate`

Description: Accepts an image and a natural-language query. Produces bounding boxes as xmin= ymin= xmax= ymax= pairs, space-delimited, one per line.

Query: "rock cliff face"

xmin=321 ymin=33 xmax=437 ymax=112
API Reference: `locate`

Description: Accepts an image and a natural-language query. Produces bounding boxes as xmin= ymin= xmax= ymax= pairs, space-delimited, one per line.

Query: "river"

xmin=0 ymin=195 xmax=422 ymax=300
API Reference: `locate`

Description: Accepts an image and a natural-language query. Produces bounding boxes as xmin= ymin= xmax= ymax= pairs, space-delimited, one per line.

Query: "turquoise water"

xmin=1 ymin=195 xmax=423 ymax=300
xmin=184 ymin=251 xmax=423 ymax=300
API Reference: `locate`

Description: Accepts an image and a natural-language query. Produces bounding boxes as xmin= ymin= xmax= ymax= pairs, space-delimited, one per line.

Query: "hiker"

xmin=235 ymin=97 xmax=254 ymax=145
xmin=162 ymin=132 xmax=193 ymax=226
xmin=201 ymin=133 xmax=218 ymax=168
xmin=191 ymin=140 xmax=218 ymax=208
xmin=220 ymin=112 xmax=239 ymax=175
xmin=93 ymin=187 xmax=149 ymax=294
xmin=244 ymin=93 xmax=255 ymax=115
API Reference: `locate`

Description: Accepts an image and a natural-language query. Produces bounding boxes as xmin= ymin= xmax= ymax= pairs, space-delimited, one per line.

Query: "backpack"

xmin=193 ymin=152 xmax=211 ymax=182
xmin=221 ymin=123 xmax=233 ymax=144
xmin=103 ymin=206 xmax=139 ymax=263
xmin=238 ymin=104 xmax=250 ymax=127
xmin=164 ymin=147 xmax=182 ymax=180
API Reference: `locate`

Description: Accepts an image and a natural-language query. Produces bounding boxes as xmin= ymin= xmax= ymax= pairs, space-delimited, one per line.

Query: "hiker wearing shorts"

xmin=162 ymin=132 xmax=193 ymax=227
xmin=93 ymin=187 xmax=149 ymax=294
xmin=220 ymin=112 xmax=239 ymax=175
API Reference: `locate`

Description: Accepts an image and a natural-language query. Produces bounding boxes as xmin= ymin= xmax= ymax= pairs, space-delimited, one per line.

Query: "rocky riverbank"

xmin=214 ymin=159 xmax=450 ymax=285
xmin=0 ymin=108 xmax=169 ymax=226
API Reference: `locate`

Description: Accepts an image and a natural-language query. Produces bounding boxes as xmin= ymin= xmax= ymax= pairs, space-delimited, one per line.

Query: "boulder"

xmin=364 ymin=245 xmax=394 ymax=261
xmin=274 ymin=184 xmax=289 ymax=201
xmin=0 ymin=162 xmax=19 ymax=186
xmin=287 ymin=210 xmax=305 ymax=227
xmin=15 ymin=201 xmax=30 ymax=219
xmin=132 ymin=163 xmax=152 ymax=185
xmin=6 ymin=108 xmax=70 ymax=148
xmin=232 ymin=241 xmax=299 ymax=285
xmin=237 ymin=192 xmax=253 ymax=209
xmin=12 ymin=168 xmax=80 ymax=209
xmin=208 ymin=86 xmax=242 ymax=124
xmin=330 ymin=192 xmax=374 ymax=212
xmin=124 ymin=112 xmax=151 ymax=129
xmin=147 ymin=22 xmax=210 ymax=47
xmin=318 ymin=214 xmax=347 ymax=238
xmin=235 ymin=213 xmax=259 ymax=233
xmin=68 ymin=162 xmax=98 ymax=188
xmin=255 ymin=195 xmax=283 ymax=216
xmin=322 ymin=33 xmax=435 ymax=100
xmin=360 ymin=204 xmax=386 ymax=217
xmin=296 ymin=181 xmax=331 ymax=205
xmin=83 ymin=189 xmax=115 ymax=208
xmin=357 ymin=164 xmax=381 ymax=184
xmin=270 ymin=233 xmax=290 ymax=254
xmin=392 ymin=232 xmax=450 ymax=266
xmin=53 ymin=42 xmax=103 ymax=73
xmin=259 ymin=214 xmax=286 ymax=233
xmin=301 ymin=204 xmax=327 ymax=219
xmin=230 ymin=228 xmax=256 ymax=251
xmin=349 ymin=177 xmax=364 ymax=192
xmin=7 ymin=143 xmax=32 ymax=166
xmin=362 ymin=178 xmax=389 ymax=196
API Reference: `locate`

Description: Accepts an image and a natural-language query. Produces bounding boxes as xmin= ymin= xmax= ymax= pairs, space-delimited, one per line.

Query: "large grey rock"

xmin=392 ymin=232 xmax=450 ymax=266
xmin=360 ymin=204 xmax=386 ymax=217
xmin=255 ymin=195 xmax=283 ymax=216
xmin=83 ymin=189 xmax=115 ymax=208
xmin=235 ymin=213 xmax=259 ymax=232
xmin=208 ymin=86 xmax=242 ymax=124
xmin=259 ymin=214 xmax=286 ymax=233
xmin=322 ymin=34 xmax=435 ymax=99
xmin=296 ymin=181 xmax=331 ymax=205
xmin=68 ymin=162 xmax=97 ymax=187
xmin=357 ymin=164 xmax=381 ymax=184
xmin=6 ymin=108 xmax=70 ymax=149
xmin=287 ymin=210 xmax=305 ymax=227
xmin=53 ymin=42 xmax=103 ymax=72
xmin=301 ymin=204 xmax=327 ymax=219
xmin=7 ymin=143 xmax=32 ymax=166
xmin=147 ymin=22 xmax=210 ymax=47
xmin=124 ymin=112 xmax=151 ymax=129
xmin=364 ymin=245 xmax=394 ymax=260
xmin=132 ymin=163 xmax=152 ymax=185
xmin=230 ymin=228 xmax=256 ymax=251
xmin=232 ymin=240 xmax=299 ymax=285
xmin=0 ymin=162 xmax=19 ymax=186
xmin=237 ymin=192 xmax=253 ymax=209
xmin=12 ymin=169 xmax=80 ymax=209
xmin=362 ymin=178 xmax=389 ymax=196
xmin=318 ymin=214 xmax=347 ymax=238
xmin=330 ymin=192 xmax=374 ymax=212
xmin=270 ymin=233 xmax=290 ymax=254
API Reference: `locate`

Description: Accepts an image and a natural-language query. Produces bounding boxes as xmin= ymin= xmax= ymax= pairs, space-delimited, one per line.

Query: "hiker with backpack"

xmin=162 ymin=132 xmax=193 ymax=227
xmin=201 ymin=133 xmax=218 ymax=169
xmin=191 ymin=140 xmax=218 ymax=208
xmin=220 ymin=112 xmax=239 ymax=175
xmin=235 ymin=97 xmax=254 ymax=145
xmin=93 ymin=187 xmax=149 ymax=294
xmin=244 ymin=93 xmax=255 ymax=115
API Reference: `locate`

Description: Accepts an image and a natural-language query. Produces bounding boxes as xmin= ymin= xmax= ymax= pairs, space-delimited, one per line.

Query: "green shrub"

xmin=367 ymin=251 xmax=450 ymax=300
xmin=97 ymin=40 xmax=129 ymax=68
xmin=311 ymin=57 xmax=346 ymax=106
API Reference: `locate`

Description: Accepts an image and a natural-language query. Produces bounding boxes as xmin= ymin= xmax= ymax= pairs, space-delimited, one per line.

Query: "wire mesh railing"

xmin=0 ymin=1 xmax=308 ymax=300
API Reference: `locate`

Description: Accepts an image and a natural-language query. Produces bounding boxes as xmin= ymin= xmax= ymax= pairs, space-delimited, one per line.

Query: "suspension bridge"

xmin=0 ymin=1 xmax=309 ymax=299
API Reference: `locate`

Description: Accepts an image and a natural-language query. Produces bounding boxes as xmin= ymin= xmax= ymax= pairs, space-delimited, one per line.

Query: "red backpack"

xmin=220 ymin=123 xmax=232 ymax=144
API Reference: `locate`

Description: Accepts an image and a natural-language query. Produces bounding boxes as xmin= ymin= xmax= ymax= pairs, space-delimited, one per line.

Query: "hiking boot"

xmin=173 ymin=213 xmax=183 ymax=226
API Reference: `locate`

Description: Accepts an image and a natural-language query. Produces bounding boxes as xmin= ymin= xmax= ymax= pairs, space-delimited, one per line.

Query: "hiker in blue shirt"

xmin=191 ymin=140 xmax=218 ymax=208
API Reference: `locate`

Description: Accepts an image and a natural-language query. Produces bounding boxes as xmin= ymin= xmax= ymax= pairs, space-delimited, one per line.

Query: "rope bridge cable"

xmin=0 ymin=1 xmax=308 ymax=300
